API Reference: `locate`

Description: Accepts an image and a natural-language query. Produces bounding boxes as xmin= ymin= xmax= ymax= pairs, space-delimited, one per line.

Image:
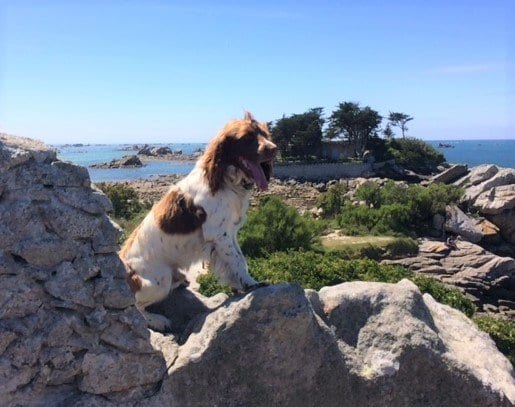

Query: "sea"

xmin=55 ymin=140 xmax=515 ymax=183
xmin=55 ymin=143 xmax=205 ymax=183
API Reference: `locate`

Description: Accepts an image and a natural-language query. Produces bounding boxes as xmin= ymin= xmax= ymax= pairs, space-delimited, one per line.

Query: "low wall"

xmin=273 ymin=162 xmax=373 ymax=182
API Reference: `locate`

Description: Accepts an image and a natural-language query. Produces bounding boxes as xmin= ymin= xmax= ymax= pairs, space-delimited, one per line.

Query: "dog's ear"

xmin=202 ymin=135 xmax=230 ymax=195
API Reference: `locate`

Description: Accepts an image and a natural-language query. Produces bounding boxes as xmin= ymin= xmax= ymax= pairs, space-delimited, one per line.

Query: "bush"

xmin=96 ymin=183 xmax=150 ymax=220
xmin=239 ymin=196 xmax=322 ymax=257
xmin=384 ymin=237 xmax=419 ymax=258
xmin=338 ymin=182 xmax=463 ymax=236
xmin=247 ymin=251 xmax=411 ymax=291
xmin=354 ymin=181 xmax=382 ymax=208
xmin=411 ymin=275 xmax=476 ymax=317
xmin=317 ymin=183 xmax=348 ymax=218
xmin=474 ymin=315 xmax=515 ymax=366
xmin=387 ymin=137 xmax=445 ymax=174
xmin=198 ymin=273 xmax=232 ymax=297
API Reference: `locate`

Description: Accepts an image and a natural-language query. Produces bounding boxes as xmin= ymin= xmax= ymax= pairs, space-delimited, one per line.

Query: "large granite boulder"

xmin=474 ymin=184 xmax=515 ymax=215
xmin=1 ymin=135 xmax=515 ymax=406
xmin=147 ymin=282 xmax=515 ymax=406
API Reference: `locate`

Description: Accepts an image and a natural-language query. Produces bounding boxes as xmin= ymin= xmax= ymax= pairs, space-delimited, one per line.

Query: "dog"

xmin=120 ymin=112 xmax=278 ymax=331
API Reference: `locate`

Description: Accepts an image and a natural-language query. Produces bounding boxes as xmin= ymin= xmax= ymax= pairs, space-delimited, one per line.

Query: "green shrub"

xmin=354 ymin=181 xmax=382 ymax=208
xmin=387 ymin=137 xmax=445 ymax=174
xmin=96 ymin=183 xmax=150 ymax=220
xmin=474 ymin=315 xmax=515 ymax=366
xmin=384 ymin=237 xmax=419 ymax=258
xmin=247 ymin=251 xmax=411 ymax=291
xmin=239 ymin=196 xmax=322 ymax=257
xmin=317 ymin=183 xmax=348 ymax=218
xmin=198 ymin=273 xmax=232 ymax=297
xmin=410 ymin=275 xmax=476 ymax=317
xmin=338 ymin=182 xmax=463 ymax=236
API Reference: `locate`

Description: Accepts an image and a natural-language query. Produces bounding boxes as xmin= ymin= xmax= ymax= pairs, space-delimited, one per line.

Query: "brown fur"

xmin=201 ymin=112 xmax=275 ymax=194
xmin=126 ymin=269 xmax=142 ymax=293
xmin=153 ymin=187 xmax=207 ymax=234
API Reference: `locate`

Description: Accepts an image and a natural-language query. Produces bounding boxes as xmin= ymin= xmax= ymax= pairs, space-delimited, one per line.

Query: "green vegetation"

xmin=474 ymin=316 xmax=515 ymax=366
xmin=96 ymin=183 xmax=151 ymax=242
xmin=387 ymin=137 xmax=445 ymax=174
xmin=239 ymin=196 xmax=323 ymax=257
xmin=316 ymin=183 xmax=348 ymax=218
xmin=198 ymin=250 xmax=475 ymax=318
xmin=336 ymin=181 xmax=463 ymax=236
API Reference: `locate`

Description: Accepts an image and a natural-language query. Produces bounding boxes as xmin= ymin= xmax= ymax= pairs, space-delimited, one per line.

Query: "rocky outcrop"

xmin=0 ymin=134 xmax=166 ymax=405
xmin=444 ymin=205 xmax=484 ymax=243
xmin=2 ymin=135 xmax=515 ymax=406
xmin=383 ymin=239 xmax=515 ymax=317
xmin=90 ymin=154 xmax=143 ymax=168
xmin=454 ymin=165 xmax=515 ymax=247
xmin=149 ymin=282 xmax=515 ymax=406
xmin=431 ymin=164 xmax=468 ymax=184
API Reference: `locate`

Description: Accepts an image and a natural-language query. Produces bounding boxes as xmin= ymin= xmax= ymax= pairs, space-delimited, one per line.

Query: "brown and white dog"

xmin=120 ymin=112 xmax=278 ymax=331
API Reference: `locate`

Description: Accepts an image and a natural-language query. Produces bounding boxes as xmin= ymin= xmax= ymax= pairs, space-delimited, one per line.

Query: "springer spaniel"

xmin=120 ymin=112 xmax=277 ymax=331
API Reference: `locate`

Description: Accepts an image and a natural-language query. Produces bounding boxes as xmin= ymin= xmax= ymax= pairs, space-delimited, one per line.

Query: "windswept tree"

xmin=383 ymin=123 xmax=394 ymax=140
xmin=388 ymin=112 xmax=413 ymax=138
xmin=326 ymin=102 xmax=382 ymax=158
xmin=272 ymin=108 xmax=324 ymax=162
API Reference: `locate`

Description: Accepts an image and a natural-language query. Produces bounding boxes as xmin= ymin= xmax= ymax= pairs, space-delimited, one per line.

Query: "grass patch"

xmin=474 ymin=315 xmax=515 ymax=366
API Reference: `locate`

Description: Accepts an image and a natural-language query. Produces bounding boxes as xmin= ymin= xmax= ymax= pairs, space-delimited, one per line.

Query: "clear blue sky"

xmin=0 ymin=0 xmax=513 ymax=144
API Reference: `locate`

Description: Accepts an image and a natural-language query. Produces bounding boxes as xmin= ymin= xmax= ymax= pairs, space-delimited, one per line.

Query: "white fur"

xmin=121 ymin=163 xmax=258 ymax=331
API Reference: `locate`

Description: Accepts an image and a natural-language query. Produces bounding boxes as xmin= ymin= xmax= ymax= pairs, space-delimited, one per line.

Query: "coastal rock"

xmin=454 ymin=164 xmax=499 ymax=187
xmin=490 ymin=210 xmax=515 ymax=245
xmin=151 ymin=282 xmax=514 ymax=406
xmin=462 ymin=168 xmax=515 ymax=203
xmin=431 ymin=164 xmax=468 ymax=184
xmin=474 ymin=184 xmax=515 ymax=215
xmin=0 ymin=134 xmax=166 ymax=406
xmin=383 ymin=239 xmax=515 ymax=315
xmin=90 ymin=155 xmax=143 ymax=169
xmin=444 ymin=205 xmax=483 ymax=243
xmin=151 ymin=146 xmax=173 ymax=155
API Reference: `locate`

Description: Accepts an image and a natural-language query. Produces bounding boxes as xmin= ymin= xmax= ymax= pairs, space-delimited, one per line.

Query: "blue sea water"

xmin=55 ymin=140 xmax=515 ymax=182
xmin=55 ymin=143 xmax=204 ymax=182
xmin=427 ymin=140 xmax=515 ymax=169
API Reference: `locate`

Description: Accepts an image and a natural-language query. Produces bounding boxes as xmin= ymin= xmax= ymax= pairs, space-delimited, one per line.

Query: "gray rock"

xmin=152 ymin=283 xmax=515 ymax=406
xmin=463 ymin=167 xmax=515 ymax=203
xmin=455 ymin=164 xmax=499 ymax=187
xmin=44 ymin=262 xmax=96 ymax=308
xmin=431 ymin=164 xmax=468 ymax=184
xmin=474 ymin=184 xmax=515 ymax=215
xmin=490 ymin=210 xmax=515 ymax=245
xmin=79 ymin=350 xmax=166 ymax=395
xmin=444 ymin=205 xmax=484 ymax=243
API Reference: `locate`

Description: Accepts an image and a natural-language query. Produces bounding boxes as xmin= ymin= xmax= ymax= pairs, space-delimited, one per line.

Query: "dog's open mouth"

xmin=239 ymin=157 xmax=273 ymax=191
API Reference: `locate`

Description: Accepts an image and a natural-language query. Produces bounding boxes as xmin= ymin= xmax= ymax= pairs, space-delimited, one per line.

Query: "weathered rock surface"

xmin=90 ymin=154 xmax=143 ymax=168
xmin=0 ymin=134 xmax=166 ymax=406
xmin=147 ymin=282 xmax=515 ymax=406
xmin=444 ymin=205 xmax=484 ymax=243
xmin=431 ymin=163 xmax=468 ymax=184
xmin=383 ymin=239 xmax=515 ymax=317
xmin=2 ymin=135 xmax=515 ymax=406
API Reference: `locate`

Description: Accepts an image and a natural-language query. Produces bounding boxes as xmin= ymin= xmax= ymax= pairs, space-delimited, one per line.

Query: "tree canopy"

xmin=326 ymin=102 xmax=382 ymax=158
xmin=271 ymin=108 xmax=324 ymax=162
xmin=388 ymin=112 xmax=413 ymax=138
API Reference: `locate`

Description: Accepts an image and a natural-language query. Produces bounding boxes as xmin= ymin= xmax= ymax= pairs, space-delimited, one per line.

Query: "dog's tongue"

xmin=243 ymin=158 xmax=268 ymax=191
